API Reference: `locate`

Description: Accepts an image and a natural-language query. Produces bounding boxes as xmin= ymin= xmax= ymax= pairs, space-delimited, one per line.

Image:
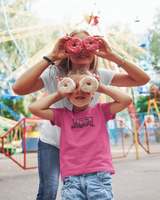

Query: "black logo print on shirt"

xmin=71 ymin=117 xmax=95 ymax=129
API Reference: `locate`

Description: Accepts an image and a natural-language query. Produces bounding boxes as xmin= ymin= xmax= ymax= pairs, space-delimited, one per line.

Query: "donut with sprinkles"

xmin=66 ymin=38 xmax=83 ymax=53
xmin=80 ymin=76 xmax=99 ymax=93
xmin=83 ymin=36 xmax=99 ymax=51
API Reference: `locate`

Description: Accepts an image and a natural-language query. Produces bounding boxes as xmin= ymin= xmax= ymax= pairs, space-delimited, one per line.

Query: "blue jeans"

xmin=36 ymin=139 xmax=60 ymax=200
xmin=61 ymin=171 xmax=114 ymax=200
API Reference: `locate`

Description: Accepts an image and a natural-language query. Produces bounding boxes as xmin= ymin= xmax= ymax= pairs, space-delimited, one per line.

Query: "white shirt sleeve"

xmin=40 ymin=67 xmax=51 ymax=92
xmin=97 ymin=67 xmax=116 ymax=86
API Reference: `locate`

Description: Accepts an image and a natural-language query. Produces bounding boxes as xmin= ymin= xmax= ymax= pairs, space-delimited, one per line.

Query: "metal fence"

xmin=0 ymin=118 xmax=45 ymax=169
xmin=1 ymin=114 xmax=160 ymax=169
xmin=108 ymin=115 xmax=160 ymax=159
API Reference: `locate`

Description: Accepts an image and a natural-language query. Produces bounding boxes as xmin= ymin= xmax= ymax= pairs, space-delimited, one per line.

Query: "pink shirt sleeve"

xmin=50 ymin=108 xmax=65 ymax=127
xmin=96 ymin=102 xmax=116 ymax=121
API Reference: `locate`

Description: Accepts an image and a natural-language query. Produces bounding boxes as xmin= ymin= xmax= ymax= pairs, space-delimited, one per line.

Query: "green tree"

xmin=136 ymin=95 xmax=160 ymax=113
xmin=149 ymin=6 xmax=160 ymax=73
xmin=0 ymin=0 xmax=61 ymax=75
xmin=136 ymin=96 xmax=149 ymax=113
xmin=108 ymin=23 xmax=145 ymax=61
xmin=0 ymin=1 xmax=63 ymax=119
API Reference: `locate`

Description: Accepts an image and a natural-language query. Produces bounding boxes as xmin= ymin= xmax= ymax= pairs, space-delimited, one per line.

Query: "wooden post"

xmin=133 ymin=120 xmax=139 ymax=159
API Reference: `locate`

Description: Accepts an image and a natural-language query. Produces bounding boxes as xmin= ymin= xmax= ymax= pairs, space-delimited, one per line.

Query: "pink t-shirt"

xmin=51 ymin=102 xmax=115 ymax=179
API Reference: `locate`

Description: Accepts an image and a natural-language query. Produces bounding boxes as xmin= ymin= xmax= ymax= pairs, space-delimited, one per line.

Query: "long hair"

xmin=55 ymin=29 xmax=100 ymax=74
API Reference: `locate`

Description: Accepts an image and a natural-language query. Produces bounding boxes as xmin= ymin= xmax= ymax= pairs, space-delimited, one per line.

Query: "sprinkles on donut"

xmin=83 ymin=36 xmax=99 ymax=51
xmin=66 ymin=37 xmax=83 ymax=53
xmin=58 ymin=77 xmax=76 ymax=94
xmin=79 ymin=76 xmax=99 ymax=93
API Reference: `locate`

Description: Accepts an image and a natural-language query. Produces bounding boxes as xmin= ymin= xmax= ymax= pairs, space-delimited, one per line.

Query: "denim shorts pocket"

xmin=97 ymin=171 xmax=112 ymax=188
xmin=95 ymin=171 xmax=114 ymax=199
xmin=62 ymin=176 xmax=73 ymax=188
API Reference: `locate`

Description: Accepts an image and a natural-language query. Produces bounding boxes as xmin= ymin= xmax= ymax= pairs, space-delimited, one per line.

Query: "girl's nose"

xmin=80 ymin=45 xmax=86 ymax=53
xmin=76 ymin=85 xmax=83 ymax=93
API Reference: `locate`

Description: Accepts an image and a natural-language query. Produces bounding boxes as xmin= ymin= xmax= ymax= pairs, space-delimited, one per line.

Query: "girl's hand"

xmin=50 ymin=36 xmax=73 ymax=61
xmin=92 ymin=35 xmax=114 ymax=60
xmin=56 ymin=76 xmax=69 ymax=98
xmin=93 ymin=74 xmax=103 ymax=92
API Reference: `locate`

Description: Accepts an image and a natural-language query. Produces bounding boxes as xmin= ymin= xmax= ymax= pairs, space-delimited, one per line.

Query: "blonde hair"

xmin=55 ymin=29 xmax=100 ymax=74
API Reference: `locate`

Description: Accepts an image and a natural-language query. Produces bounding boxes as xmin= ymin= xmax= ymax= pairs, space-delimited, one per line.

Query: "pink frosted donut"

xmin=66 ymin=38 xmax=83 ymax=53
xmin=83 ymin=36 xmax=99 ymax=51
xmin=58 ymin=77 xmax=76 ymax=94
xmin=79 ymin=76 xmax=99 ymax=92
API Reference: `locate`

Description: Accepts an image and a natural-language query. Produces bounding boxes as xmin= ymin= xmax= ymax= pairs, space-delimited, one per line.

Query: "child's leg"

xmin=61 ymin=176 xmax=87 ymax=200
xmin=85 ymin=171 xmax=114 ymax=200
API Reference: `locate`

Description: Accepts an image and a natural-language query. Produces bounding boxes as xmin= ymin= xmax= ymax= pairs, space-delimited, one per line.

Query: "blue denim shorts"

xmin=61 ymin=171 xmax=114 ymax=200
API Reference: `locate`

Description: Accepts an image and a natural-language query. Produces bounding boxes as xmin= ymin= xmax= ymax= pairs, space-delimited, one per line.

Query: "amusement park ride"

xmin=148 ymin=83 xmax=160 ymax=120
xmin=0 ymin=1 xmax=160 ymax=167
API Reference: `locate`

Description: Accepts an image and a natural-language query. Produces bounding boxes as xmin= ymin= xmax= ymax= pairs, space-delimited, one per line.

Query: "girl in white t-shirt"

xmin=12 ymin=29 xmax=150 ymax=199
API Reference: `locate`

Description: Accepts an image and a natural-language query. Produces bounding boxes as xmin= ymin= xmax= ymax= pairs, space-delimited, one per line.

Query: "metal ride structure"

xmin=109 ymin=117 xmax=160 ymax=160
xmin=0 ymin=0 xmax=41 ymax=168
xmin=110 ymin=83 xmax=160 ymax=159
xmin=109 ymin=83 xmax=160 ymax=158
xmin=0 ymin=1 xmax=159 ymax=170
xmin=0 ymin=117 xmax=45 ymax=169
xmin=148 ymin=83 xmax=160 ymax=121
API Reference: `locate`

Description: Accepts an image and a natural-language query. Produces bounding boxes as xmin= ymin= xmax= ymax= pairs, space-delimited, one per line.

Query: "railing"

xmin=1 ymin=117 xmax=160 ymax=169
xmin=109 ymin=119 xmax=160 ymax=159
xmin=0 ymin=117 xmax=45 ymax=169
xmin=138 ymin=120 xmax=160 ymax=155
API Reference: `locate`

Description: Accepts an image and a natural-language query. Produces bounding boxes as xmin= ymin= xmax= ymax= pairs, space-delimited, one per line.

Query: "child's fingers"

xmin=92 ymin=73 xmax=100 ymax=82
xmin=94 ymin=74 xmax=100 ymax=83
xmin=56 ymin=77 xmax=64 ymax=83
xmin=56 ymin=76 xmax=60 ymax=83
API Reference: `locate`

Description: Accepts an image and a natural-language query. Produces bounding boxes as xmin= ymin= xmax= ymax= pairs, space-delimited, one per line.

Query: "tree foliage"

xmin=136 ymin=96 xmax=149 ymax=113
xmin=108 ymin=23 xmax=145 ymax=60
xmin=0 ymin=0 xmax=60 ymax=75
xmin=0 ymin=95 xmax=35 ymax=120
xmin=0 ymin=1 xmax=62 ymax=120
xmin=149 ymin=6 xmax=160 ymax=73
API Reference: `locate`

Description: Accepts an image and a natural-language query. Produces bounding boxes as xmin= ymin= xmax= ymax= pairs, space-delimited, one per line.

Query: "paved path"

xmin=0 ymin=151 xmax=160 ymax=200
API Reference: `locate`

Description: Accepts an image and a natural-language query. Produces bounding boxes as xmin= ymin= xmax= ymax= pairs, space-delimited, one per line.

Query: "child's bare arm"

xmin=29 ymin=92 xmax=64 ymax=121
xmin=29 ymin=76 xmax=67 ymax=120
xmin=96 ymin=76 xmax=132 ymax=114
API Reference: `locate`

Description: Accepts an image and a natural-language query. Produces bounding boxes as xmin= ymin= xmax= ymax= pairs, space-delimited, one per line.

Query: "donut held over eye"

xmin=83 ymin=36 xmax=99 ymax=51
xmin=66 ymin=38 xmax=83 ymax=53
xmin=80 ymin=76 xmax=99 ymax=93
xmin=58 ymin=77 xmax=76 ymax=94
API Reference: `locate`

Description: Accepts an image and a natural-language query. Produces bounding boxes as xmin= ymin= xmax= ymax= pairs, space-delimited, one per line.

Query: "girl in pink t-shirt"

xmin=29 ymin=68 xmax=132 ymax=200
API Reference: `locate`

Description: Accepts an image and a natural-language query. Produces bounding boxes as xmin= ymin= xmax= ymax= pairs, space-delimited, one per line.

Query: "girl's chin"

xmin=77 ymin=64 xmax=90 ymax=69
xmin=72 ymin=60 xmax=91 ymax=69
xmin=77 ymin=60 xmax=90 ymax=65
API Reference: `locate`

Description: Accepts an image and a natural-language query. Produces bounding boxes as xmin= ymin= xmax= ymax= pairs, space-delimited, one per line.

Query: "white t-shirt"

xmin=40 ymin=66 xmax=116 ymax=148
